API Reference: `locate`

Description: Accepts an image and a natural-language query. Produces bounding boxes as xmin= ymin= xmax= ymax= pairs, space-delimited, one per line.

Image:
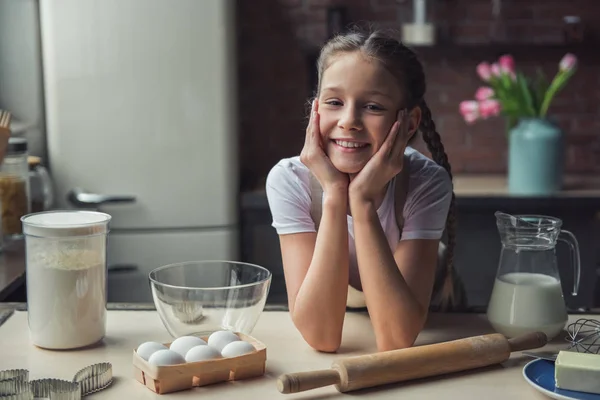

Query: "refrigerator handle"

xmin=108 ymin=264 xmax=139 ymax=273
xmin=67 ymin=188 xmax=136 ymax=207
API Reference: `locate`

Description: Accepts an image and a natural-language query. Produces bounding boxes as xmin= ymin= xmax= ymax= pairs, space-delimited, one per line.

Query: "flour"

xmin=22 ymin=210 xmax=111 ymax=349
xmin=27 ymin=248 xmax=107 ymax=349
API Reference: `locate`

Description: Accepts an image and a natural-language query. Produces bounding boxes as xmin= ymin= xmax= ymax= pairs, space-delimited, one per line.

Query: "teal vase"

xmin=508 ymin=118 xmax=564 ymax=195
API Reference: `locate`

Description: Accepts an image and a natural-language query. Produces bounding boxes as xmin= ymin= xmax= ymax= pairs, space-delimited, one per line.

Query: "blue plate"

xmin=523 ymin=358 xmax=600 ymax=400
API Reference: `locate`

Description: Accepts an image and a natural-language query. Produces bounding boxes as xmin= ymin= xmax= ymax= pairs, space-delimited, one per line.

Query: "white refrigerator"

xmin=1 ymin=0 xmax=240 ymax=302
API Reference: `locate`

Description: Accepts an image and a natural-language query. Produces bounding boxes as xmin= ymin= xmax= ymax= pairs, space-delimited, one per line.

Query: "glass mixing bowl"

xmin=149 ymin=261 xmax=272 ymax=337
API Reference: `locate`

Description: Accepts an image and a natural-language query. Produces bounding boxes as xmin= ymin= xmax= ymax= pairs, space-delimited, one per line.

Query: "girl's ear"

xmin=406 ymin=106 xmax=422 ymax=142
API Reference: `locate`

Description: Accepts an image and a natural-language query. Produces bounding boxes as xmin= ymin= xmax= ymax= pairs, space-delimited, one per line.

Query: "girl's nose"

xmin=337 ymin=106 xmax=362 ymax=131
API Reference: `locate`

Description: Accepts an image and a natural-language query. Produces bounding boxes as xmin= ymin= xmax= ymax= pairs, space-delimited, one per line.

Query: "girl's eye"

xmin=366 ymin=104 xmax=385 ymax=111
xmin=325 ymin=100 xmax=342 ymax=106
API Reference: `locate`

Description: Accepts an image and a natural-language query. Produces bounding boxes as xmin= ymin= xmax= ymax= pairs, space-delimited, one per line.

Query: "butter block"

xmin=555 ymin=350 xmax=600 ymax=394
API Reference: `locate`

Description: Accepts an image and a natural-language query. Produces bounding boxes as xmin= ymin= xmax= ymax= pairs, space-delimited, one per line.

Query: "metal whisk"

xmin=565 ymin=318 xmax=600 ymax=354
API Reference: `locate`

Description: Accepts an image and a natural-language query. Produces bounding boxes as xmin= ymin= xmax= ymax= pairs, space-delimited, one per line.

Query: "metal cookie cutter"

xmin=0 ymin=370 xmax=32 ymax=400
xmin=0 ymin=362 xmax=113 ymax=399
xmin=30 ymin=379 xmax=80 ymax=400
xmin=0 ymin=370 xmax=28 ymax=384
xmin=0 ymin=382 xmax=32 ymax=400
xmin=72 ymin=363 xmax=113 ymax=396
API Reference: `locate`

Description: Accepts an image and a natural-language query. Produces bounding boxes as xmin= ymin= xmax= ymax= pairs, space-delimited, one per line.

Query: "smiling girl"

xmin=265 ymin=28 xmax=460 ymax=353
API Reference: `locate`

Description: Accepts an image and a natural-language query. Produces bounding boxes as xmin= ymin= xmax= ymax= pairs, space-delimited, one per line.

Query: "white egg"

xmin=136 ymin=341 xmax=168 ymax=361
xmin=148 ymin=349 xmax=186 ymax=366
xmin=169 ymin=336 xmax=208 ymax=357
xmin=207 ymin=330 xmax=240 ymax=352
xmin=185 ymin=345 xmax=222 ymax=362
xmin=221 ymin=341 xmax=256 ymax=358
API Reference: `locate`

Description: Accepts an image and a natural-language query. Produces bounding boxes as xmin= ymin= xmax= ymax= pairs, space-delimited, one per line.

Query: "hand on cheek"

xmin=348 ymin=109 xmax=411 ymax=205
xmin=300 ymin=100 xmax=350 ymax=196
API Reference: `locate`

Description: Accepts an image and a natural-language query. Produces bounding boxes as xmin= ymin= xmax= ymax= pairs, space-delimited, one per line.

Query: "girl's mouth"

xmin=332 ymin=140 xmax=369 ymax=151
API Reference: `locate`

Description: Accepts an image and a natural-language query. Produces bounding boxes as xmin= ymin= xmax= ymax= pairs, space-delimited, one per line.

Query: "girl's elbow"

xmin=307 ymin=335 xmax=341 ymax=353
xmin=295 ymin=323 xmax=341 ymax=352
xmin=291 ymin=311 xmax=343 ymax=352
xmin=298 ymin=323 xmax=341 ymax=352
xmin=376 ymin=326 xmax=421 ymax=352
xmin=376 ymin=336 xmax=415 ymax=352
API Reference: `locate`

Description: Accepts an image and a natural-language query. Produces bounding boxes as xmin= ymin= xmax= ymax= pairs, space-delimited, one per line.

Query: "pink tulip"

xmin=559 ymin=53 xmax=577 ymax=72
xmin=459 ymin=100 xmax=479 ymax=115
xmin=475 ymin=87 xmax=494 ymax=101
xmin=479 ymin=99 xmax=501 ymax=118
xmin=476 ymin=62 xmax=492 ymax=81
xmin=459 ymin=100 xmax=480 ymax=124
xmin=463 ymin=112 xmax=479 ymax=124
xmin=491 ymin=63 xmax=501 ymax=77
xmin=498 ymin=55 xmax=515 ymax=75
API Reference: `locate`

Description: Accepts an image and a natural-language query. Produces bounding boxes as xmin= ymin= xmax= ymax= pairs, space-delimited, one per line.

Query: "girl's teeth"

xmin=335 ymin=140 xmax=366 ymax=148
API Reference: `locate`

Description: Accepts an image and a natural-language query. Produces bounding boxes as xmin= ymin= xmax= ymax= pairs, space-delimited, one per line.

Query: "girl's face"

xmin=317 ymin=52 xmax=415 ymax=175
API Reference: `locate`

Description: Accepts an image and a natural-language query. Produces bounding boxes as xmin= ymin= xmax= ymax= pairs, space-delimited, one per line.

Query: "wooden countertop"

xmin=0 ymin=308 xmax=595 ymax=399
xmin=453 ymin=174 xmax=600 ymax=197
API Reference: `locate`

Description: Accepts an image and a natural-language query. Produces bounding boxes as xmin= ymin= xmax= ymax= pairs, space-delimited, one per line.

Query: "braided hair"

xmin=315 ymin=28 xmax=460 ymax=311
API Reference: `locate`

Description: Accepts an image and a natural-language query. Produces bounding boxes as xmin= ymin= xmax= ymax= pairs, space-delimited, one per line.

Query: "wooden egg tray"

xmin=132 ymin=332 xmax=267 ymax=394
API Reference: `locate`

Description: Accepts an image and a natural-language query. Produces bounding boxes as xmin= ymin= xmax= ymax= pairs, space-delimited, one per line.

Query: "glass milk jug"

xmin=487 ymin=212 xmax=581 ymax=340
xmin=21 ymin=210 xmax=111 ymax=349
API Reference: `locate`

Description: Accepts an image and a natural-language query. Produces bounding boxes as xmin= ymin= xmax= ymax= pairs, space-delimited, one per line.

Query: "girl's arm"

xmin=278 ymin=188 xmax=349 ymax=352
xmin=350 ymin=199 xmax=439 ymax=351
xmin=346 ymin=109 xmax=450 ymax=351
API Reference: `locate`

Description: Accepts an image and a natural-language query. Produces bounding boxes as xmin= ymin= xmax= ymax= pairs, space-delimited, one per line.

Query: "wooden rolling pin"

xmin=277 ymin=331 xmax=547 ymax=394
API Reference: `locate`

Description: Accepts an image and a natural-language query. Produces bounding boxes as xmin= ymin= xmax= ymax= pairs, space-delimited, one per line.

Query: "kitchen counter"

xmin=453 ymin=174 xmax=600 ymax=197
xmin=452 ymin=174 xmax=600 ymax=209
xmin=0 ymin=304 xmax=594 ymax=399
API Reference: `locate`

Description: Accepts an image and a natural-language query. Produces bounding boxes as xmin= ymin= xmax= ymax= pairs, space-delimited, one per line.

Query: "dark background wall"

xmin=237 ymin=0 xmax=600 ymax=191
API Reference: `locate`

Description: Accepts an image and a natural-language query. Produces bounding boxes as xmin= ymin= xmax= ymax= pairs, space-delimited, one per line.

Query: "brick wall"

xmin=237 ymin=0 xmax=600 ymax=191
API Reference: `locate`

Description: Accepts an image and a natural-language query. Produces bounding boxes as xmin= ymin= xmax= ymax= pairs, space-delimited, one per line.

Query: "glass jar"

xmin=28 ymin=156 xmax=54 ymax=213
xmin=22 ymin=210 xmax=112 ymax=349
xmin=0 ymin=137 xmax=30 ymax=241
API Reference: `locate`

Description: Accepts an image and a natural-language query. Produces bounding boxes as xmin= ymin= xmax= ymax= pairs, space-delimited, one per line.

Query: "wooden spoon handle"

xmin=508 ymin=331 xmax=548 ymax=352
xmin=277 ymin=369 xmax=341 ymax=394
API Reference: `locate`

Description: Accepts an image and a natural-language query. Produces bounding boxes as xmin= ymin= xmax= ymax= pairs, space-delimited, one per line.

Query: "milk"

xmin=486 ymin=272 xmax=567 ymax=340
xmin=26 ymin=249 xmax=107 ymax=349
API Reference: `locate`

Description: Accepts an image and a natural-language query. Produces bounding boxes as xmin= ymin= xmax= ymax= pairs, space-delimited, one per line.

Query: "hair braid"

xmin=419 ymin=99 xmax=458 ymax=311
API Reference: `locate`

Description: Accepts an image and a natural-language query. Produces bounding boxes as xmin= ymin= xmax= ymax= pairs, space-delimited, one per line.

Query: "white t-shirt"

xmin=265 ymin=146 xmax=453 ymax=288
